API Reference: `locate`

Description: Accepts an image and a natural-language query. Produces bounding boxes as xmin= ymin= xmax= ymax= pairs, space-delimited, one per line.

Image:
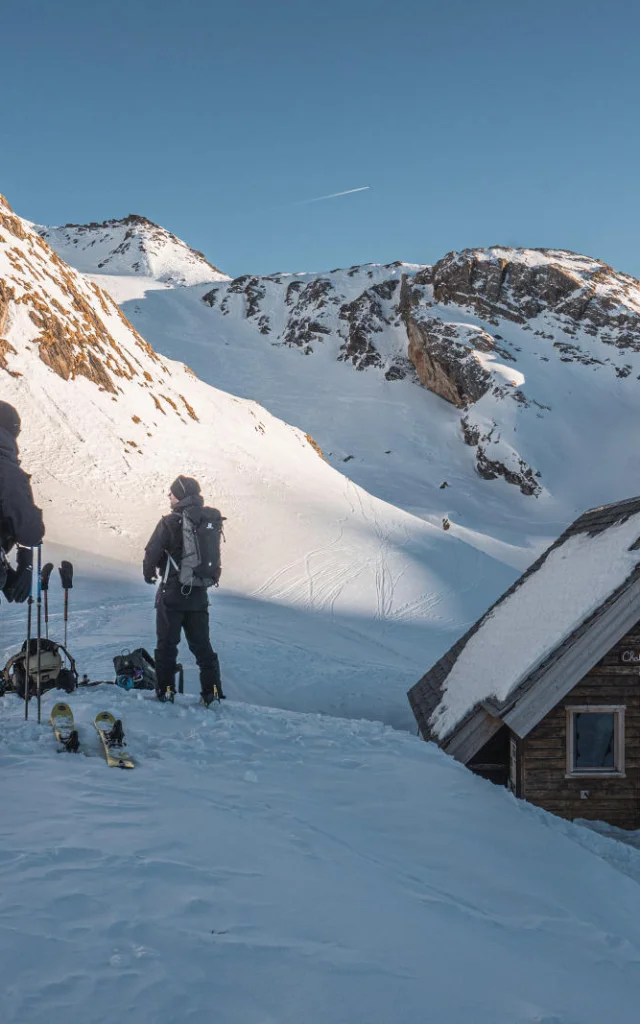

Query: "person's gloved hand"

xmin=144 ymin=575 xmax=157 ymax=585
xmin=4 ymin=547 xmax=33 ymax=603
xmin=2 ymin=566 xmax=17 ymax=603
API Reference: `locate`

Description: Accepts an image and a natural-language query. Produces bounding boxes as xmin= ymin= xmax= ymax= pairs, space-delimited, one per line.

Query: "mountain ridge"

xmin=36 ymin=211 xmax=229 ymax=287
xmin=24 ymin=201 xmax=640 ymax=563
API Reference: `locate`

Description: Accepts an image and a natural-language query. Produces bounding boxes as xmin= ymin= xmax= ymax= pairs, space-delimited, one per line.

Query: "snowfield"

xmin=2 ymin=683 xmax=640 ymax=1024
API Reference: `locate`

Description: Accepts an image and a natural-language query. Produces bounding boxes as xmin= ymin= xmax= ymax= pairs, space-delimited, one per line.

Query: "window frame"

xmin=565 ymin=705 xmax=626 ymax=779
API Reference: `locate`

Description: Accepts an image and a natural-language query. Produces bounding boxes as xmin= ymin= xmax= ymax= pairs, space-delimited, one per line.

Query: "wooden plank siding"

xmin=520 ymin=624 xmax=640 ymax=829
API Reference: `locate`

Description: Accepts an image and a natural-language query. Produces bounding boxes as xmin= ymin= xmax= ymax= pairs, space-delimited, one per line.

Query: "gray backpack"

xmin=165 ymin=507 xmax=226 ymax=588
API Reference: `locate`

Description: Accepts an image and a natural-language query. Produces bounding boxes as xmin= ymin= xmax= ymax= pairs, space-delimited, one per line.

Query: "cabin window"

xmin=566 ymin=706 xmax=625 ymax=777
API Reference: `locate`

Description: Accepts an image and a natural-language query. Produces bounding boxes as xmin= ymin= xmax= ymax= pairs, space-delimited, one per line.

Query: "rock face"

xmin=426 ymin=247 xmax=640 ymax=349
xmin=202 ymin=263 xmax=411 ymax=380
xmin=405 ymin=318 xmax=495 ymax=407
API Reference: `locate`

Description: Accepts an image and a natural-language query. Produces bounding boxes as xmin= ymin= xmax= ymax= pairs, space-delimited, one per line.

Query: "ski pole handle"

xmin=41 ymin=562 xmax=54 ymax=592
xmin=58 ymin=561 xmax=73 ymax=591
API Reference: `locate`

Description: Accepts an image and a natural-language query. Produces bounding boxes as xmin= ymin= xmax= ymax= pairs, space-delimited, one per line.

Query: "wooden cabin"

xmin=408 ymin=496 xmax=640 ymax=830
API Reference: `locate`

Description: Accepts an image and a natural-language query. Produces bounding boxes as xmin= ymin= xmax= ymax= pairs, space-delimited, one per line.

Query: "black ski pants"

xmin=155 ymin=595 xmax=221 ymax=698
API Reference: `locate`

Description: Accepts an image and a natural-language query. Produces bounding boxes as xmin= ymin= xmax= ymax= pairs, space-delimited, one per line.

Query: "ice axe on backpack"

xmin=41 ymin=562 xmax=54 ymax=639
xmin=58 ymin=561 xmax=73 ymax=648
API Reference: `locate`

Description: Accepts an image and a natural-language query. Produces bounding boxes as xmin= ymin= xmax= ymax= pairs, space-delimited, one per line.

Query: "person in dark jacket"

xmin=0 ymin=401 xmax=45 ymax=603
xmin=143 ymin=475 xmax=223 ymax=705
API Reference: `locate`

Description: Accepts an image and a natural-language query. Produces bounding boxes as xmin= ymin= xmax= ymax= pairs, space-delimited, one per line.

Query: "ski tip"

xmin=50 ymin=701 xmax=73 ymax=722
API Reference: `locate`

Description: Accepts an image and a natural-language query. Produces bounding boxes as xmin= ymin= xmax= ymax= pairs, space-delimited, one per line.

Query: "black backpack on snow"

xmin=113 ymin=648 xmax=157 ymax=691
xmin=167 ymin=507 xmax=225 ymax=589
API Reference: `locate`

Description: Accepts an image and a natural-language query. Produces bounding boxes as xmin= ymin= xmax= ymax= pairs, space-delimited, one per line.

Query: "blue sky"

xmin=3 ymin=0 xmax=639 ymax=278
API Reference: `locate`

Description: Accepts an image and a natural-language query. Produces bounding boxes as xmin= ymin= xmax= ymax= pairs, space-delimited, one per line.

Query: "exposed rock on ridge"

xmin=0 ymin=194 xmax=198 ymax=423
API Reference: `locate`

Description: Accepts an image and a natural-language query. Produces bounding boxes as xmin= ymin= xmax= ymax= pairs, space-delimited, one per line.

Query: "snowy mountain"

xmin=1 ymin=193 xmax=516 ymax=727
xmin=36 ymin=213 xmax=229 ymax=287
xmin=31 ymin=202 xmax=640 ymax=702
xmin=5 ymin=198 xmax=640 ymax=1024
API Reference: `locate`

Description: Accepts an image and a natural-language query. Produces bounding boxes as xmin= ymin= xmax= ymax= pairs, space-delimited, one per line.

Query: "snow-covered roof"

xmin=409 ymin=496 xmax=640 ymax=745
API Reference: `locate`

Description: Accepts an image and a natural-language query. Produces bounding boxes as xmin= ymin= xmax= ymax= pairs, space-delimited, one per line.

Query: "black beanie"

xmin=170 ymin=475 xmax=201 ymax=499
xmin=0 ymin=401 xmax=21 ymax=438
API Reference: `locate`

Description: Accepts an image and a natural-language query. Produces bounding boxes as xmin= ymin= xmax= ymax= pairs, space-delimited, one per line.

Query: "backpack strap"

xmin=162 ymin=511 xmax=182 ymax=583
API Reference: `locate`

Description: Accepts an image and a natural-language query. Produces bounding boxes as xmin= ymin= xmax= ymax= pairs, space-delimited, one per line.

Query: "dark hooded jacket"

xmin=143 ymin=493 xmax=210 ymax=609
xmin=0 ymin=427 xmax=45 ymax=552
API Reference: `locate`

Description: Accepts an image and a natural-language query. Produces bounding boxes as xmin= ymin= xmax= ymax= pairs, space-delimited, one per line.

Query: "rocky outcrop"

xmin=430 ymin=249 xmax=583 ymax=324
xmin=405 ymin=318 xmax=494 ymax=407
xmin=0 ymin=195 xmax=197 ymax=421
xmin=461 ymin=418 xmax=541 ymax=497
xmin=428 ymin=248 xmax=640 ymax=351
xmin=0 ymin=196 xmax=27 ymax=241
xmin=337 ymin=292 xmax=388 ymax=371
xmin=0 ymin=279 xmax=14 ymax=336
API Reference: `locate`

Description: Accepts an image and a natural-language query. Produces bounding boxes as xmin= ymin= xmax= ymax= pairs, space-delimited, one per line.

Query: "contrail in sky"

xmin=296 ymin=185 xmax=372 ymax=205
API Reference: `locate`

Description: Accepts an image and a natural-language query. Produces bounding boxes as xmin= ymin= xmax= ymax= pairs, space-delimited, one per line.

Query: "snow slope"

xmin=2 ymin=683 xmax=640 ymax=1024
xmin=81 ymin=252 xmax=640 ymax=577
xmin=94 ymin=274 xmax=550 ymax=569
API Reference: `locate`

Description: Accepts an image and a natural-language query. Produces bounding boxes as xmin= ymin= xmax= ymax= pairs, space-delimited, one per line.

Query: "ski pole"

xmin=58 ymin=561 xmax=73 ymax=649
xmin=36 ymin=546 xmax=42 ymax=724
xmin=41 ymin=563 xmax=53 ymax=640
xmin=24 ymin=547 xmax=34 ymax=721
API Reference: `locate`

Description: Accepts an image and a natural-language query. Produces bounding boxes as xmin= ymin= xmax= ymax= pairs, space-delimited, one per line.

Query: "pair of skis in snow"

xmin=49 ymin=702 xmax=135 ymax=769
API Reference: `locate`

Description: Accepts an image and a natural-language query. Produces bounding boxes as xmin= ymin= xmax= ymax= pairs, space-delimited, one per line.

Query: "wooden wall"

xmin=521 ymin=622 xmax=640 ymax=830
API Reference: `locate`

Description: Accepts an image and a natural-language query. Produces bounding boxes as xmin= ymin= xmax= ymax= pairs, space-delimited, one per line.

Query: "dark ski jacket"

xmin=143 ymin=494 xmax=210 ymax=609
xmin=0 ymin=427 xmax=45 ymax=553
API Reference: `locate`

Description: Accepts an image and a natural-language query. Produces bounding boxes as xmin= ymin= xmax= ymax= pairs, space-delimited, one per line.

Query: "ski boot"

xmin=156 ymin=686 xmax=175 ymax=704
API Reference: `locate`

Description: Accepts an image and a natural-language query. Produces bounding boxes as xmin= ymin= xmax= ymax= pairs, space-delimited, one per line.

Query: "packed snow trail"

xmin=2 ymin=685 xmax=640 ymax=1024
